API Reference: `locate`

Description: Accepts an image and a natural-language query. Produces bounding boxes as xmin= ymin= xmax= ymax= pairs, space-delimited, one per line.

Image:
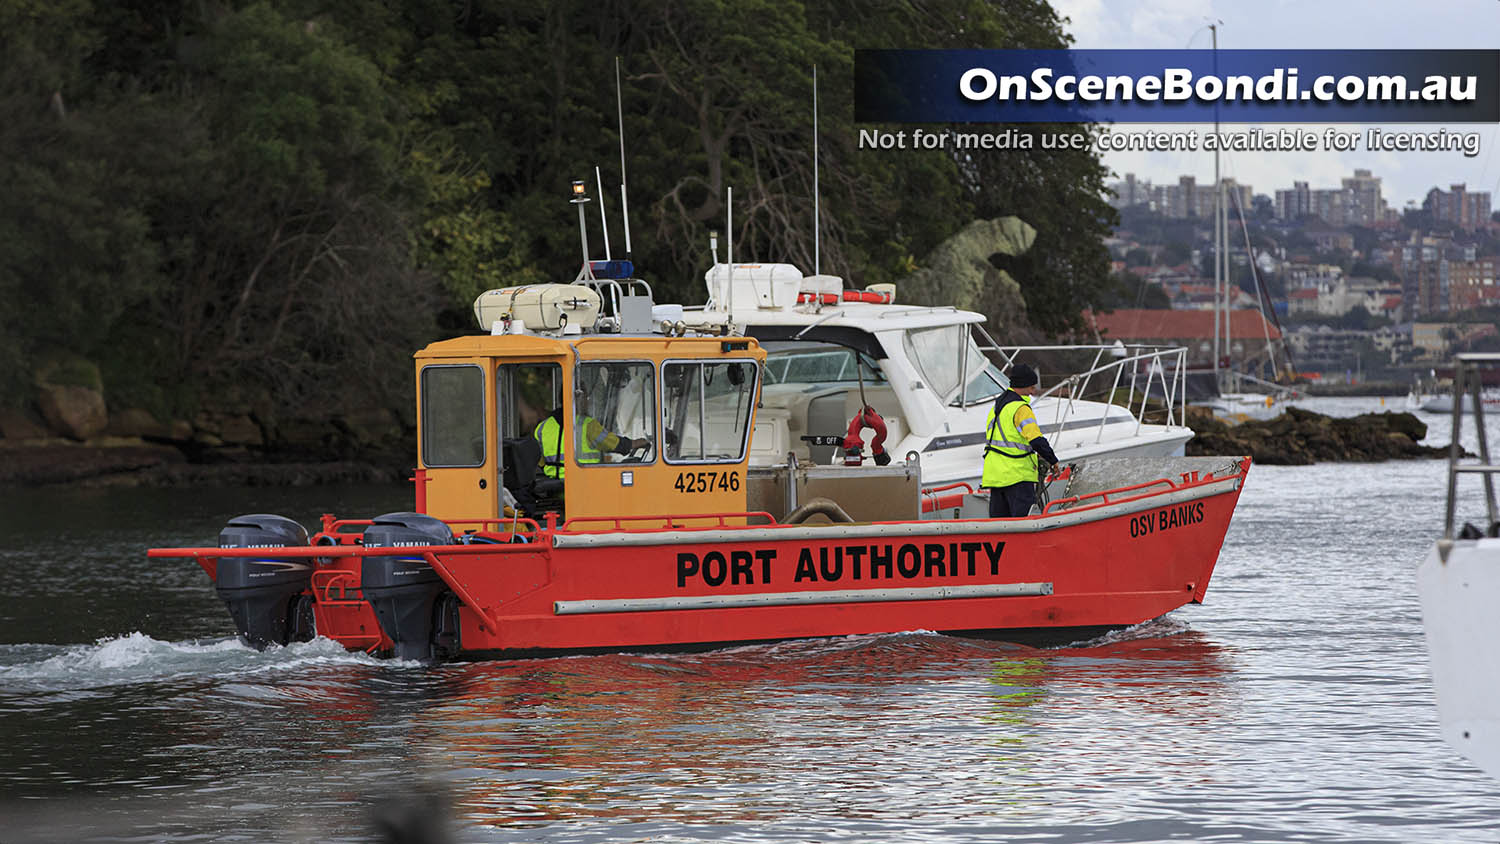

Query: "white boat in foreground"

xmin=680 ymin=263 xmax=1195 ymax=490
xmin=1418 ymin=352 xmax=1500 ymax=779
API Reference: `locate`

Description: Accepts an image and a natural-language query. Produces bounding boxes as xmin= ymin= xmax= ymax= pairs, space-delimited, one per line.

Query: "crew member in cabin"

xmin=534 ymin=406 xmax=649 ymax=479
xmin=981 ymin=363 xmax=1060 ymax=518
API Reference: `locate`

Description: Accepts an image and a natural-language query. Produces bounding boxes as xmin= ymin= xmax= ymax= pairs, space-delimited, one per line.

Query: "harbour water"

xmin=2 ymin=397 xmax=1499 ymax=843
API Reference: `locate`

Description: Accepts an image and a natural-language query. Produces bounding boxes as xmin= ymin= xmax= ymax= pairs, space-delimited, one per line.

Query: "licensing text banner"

xmin=853 ymin=50 xmax=1500 ymax=123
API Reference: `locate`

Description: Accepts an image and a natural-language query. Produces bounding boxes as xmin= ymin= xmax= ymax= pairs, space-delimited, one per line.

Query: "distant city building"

xmin=1410 ymin=320 xmax=1458 ymax=353
xmin=1407 ymin=322 xmax=1496 ymax=357
xmin=1341 ymin=169 xmax=1386 ymax=227
xmin=1283 ymin=262 xmax=1343 ymax=292
xmin=1109 ymin=173 xmax=1252 ymax=220
xmin=1400 ymin=234 xmax=1454 ymax=316
xmin=1286 ymin=277 xmax=1403 ymax=320
xmin=1444 ymin=256 xmax=1500 ymax=310
xmin=1272 ymin=169 xmax=1389 ymax=226
xmin=1286 ymin=324 xmax=1412 ymax=369
xmin=1285 ymin=325 xmax=1370 ymax=370
xmin=1304 ymin=222 xmax=1355 ymax=252
xmin=1424 ymin=183 xmax=1492 ymax=231
xmin=1275 ymin=181 xmax=1311 ymax=221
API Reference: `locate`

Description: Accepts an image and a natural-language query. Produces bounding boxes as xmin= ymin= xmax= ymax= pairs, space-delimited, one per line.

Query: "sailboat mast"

xmin=1210 ymin=23 xmax=1221 ymax=393
xmin=1222 ymin=177 xmax=1232 ymax=389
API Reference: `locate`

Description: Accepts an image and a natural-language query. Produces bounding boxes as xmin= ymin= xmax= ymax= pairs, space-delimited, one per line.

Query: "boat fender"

xmin=841 ymin=406 xmax=891 ymax=466
xmin=785 ymin=497 xmax=855 ymax=524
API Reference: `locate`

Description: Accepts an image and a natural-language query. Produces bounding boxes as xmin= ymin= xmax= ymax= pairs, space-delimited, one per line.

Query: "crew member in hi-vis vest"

xmin=981 ymin=363 xmax=1060 ymax=518
xmin=534 ymin=407 xmax=647 ymax=480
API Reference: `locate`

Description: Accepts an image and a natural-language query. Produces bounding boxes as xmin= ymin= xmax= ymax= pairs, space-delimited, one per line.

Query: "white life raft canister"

xmin=473 ymin=284 xmax=602 ymax=333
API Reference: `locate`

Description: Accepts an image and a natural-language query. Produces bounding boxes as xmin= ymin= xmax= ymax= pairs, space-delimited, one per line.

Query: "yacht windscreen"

xmin=903 ymin=326 xmax=1006 ymax=405
xmin=762 ymin=343 xmax=886 ymax=385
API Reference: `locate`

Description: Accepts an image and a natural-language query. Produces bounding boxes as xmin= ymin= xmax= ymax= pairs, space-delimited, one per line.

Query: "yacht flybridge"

xmin=680 ymin=261 xmax=1196 ymax=489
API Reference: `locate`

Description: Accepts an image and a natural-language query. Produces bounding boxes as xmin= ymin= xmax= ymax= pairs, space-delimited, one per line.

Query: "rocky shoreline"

xmin=0 ymin=395 xmax=414 ymax=488
xmin=0 ymin=439 xmax=410 ymax=487
xmin=1184 ymin=406 xmax=1450 ymax=465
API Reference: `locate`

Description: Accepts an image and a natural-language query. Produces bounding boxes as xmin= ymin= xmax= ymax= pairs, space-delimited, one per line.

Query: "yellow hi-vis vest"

xmin=533 ymin=415 xmax=608 ymax=480
xmin=981 ymin=395 xmax=1038 ymax=488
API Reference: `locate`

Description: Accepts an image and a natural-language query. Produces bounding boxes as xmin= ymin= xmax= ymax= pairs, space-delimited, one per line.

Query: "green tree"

xmin=0 ymin=0 xmax=170 ymax=406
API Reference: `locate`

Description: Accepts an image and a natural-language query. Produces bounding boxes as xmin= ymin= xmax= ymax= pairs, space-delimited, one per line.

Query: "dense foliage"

xmin=1 ymin=0 xmax=1117 ymax=417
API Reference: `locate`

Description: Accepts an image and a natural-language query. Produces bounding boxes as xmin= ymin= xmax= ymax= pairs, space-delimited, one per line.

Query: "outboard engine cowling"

xmin=215 ymin=514 xmax=315 ymax=649
xmin=361 ymin=512 xmax=459 ymax=662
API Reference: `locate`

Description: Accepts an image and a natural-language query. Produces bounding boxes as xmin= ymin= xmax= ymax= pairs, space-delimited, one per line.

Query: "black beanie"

xmin=1009 ymin=364 xmax=1038 ymax=388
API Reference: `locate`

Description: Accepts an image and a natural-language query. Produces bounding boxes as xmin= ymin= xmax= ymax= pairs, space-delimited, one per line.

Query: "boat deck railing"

xmin=1441 ymin=352 xmax=1500 ymax=559
xmin=1225 ymin=370 xmax=1300 ymax=401
xmin=973 ymin=328 xmax=1190 ymax=442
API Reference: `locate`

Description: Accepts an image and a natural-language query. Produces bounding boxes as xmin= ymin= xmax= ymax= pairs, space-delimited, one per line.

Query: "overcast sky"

xmin=1048 ymin=0 xmax=1500 ymax=208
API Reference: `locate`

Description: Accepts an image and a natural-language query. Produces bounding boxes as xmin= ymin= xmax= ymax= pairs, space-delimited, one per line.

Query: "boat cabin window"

xmin=499 ymin=363 xmax=561 ymax=439
xmin=421 ymin=364 xmax=485 ymax=467
xmin=662 ymin=360 xmax=757 ymax=464
xmin=574 ymin=361 xmax=657 ymax=466
xmin=762 ymin=344 xmax=886 ymax=385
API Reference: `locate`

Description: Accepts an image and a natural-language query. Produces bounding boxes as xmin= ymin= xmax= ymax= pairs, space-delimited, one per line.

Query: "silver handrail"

xmin=969 ymin=332 xmax=1190 ymax=442
xmin=1440 ymin=353 xmax=1500 ymax=560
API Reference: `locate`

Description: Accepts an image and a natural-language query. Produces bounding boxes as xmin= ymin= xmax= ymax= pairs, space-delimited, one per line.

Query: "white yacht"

xmin=1418 ymin=353 xmax=1500 ymax=780
xmin=678 ymin=262 xmax=1195 ymax=490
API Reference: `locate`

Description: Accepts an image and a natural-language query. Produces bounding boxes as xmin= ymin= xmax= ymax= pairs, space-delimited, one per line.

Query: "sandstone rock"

xmin=274 ymin=417 xmax=336 ymax=452
xmin=340 ymin=407 xmax=404 ymax=449
xmin=36 ymin=384 xmax=108 ymax=441
xmin=217 ymin=414 xmax=264 ymax=447
xmin=0 ymin=407 xmax=49 ymax=440
xmin=107 ymin=407 xmax=169 ymax=439
xmin=904 ymin=216 xmax=1036 ymax=334
xmin=191 ymin=410 xmax=265 ymax=447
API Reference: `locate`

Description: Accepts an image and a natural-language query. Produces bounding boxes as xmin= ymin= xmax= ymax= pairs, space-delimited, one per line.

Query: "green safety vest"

xmin=981 ymin=395 xmax=1038 ymax=489
xmin=534 ymin=414 xmax=607 ymax=479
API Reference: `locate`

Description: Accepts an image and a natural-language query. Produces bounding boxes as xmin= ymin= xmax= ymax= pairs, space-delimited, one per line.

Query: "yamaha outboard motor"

xmin=216 ymin=514 xmax=315 ymax=649
xmin=361 ymin=512 xmax=460 ymax=662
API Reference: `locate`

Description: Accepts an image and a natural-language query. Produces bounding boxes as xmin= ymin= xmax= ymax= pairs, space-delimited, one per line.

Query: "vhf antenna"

xmin=595 ymin=165 xmax=611 ymax=260
xmin=813 ymin=64 xmax=820 ymax=277
xmin=616 ymin=56 xmax=633 ymax=262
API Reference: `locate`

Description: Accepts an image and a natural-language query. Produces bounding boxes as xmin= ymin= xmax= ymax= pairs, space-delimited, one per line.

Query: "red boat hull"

xmin=440 ymin=481 xmax=1237 ymax=654
xmin=153 ymin=459 xmax=1247 ymax=657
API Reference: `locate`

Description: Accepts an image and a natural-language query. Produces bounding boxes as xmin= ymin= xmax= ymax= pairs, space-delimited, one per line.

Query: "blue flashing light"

xmin=590 ymin=260 xmax=635 ymax=280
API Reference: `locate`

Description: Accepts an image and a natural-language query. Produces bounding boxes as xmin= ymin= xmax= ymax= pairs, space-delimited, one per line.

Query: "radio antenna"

xmin=615 ymin=56 xmax=633 ymax=261
xmin=813 ymin=64 xmax=820 ymax=277
xmin=595 ymin=165 xmax=612 ymax=260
